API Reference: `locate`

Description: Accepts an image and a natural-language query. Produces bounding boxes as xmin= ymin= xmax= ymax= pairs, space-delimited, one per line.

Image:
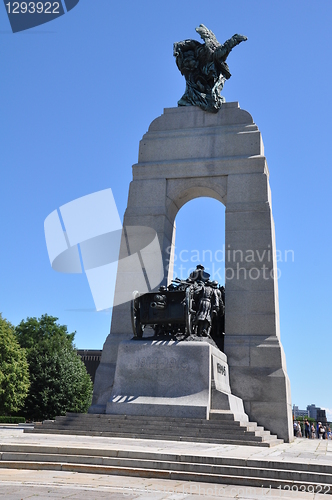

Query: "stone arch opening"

xmin=169 ymin=196 xmax=226 ymax=286
xmin=166 ymin=179 xmax=227 ymax=222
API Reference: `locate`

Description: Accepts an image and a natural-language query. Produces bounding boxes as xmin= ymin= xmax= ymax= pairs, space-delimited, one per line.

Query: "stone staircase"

xmin=25 ymin=412 xmax=283 ymax=447
xmin=1 ymin=440 xmax=332 ymax=492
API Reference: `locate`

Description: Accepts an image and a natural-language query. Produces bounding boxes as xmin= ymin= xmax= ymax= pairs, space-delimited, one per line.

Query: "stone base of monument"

xmin=28 ymin=338 xmax=282 ymax=446
xmin=105 ymin=340 xmax=249 ymax=422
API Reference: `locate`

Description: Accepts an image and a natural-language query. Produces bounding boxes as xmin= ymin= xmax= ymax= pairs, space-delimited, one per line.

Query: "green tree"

xmin=16 ymin=314 xmax=93 ymax=421
xmin=0 ymin=314 xmax=30 ymax=415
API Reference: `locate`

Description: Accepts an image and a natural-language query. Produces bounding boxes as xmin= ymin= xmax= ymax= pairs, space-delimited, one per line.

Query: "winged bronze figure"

xmin=174 ymin=25 xmax=247 ymax=113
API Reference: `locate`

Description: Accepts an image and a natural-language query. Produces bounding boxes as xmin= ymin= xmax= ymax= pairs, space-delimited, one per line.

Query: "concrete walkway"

xmin=0 ymin=429 xmax=331 ymax=499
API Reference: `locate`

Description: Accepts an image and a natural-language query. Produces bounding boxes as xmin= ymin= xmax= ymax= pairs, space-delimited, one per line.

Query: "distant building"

xmin=293 ymin=405 xmax=308 ymax=418
xmin=307 ymin=404 xmax=319 ymax=420
xmin=292 ymin=404 xmax=329 ymax=423
xmin=77 ymin=350 xmax=102 ymax=383
xmin=307 ymin=404 xmax=327 ymax=423
xmin=317 ymin=409 xmax=327 ymax=424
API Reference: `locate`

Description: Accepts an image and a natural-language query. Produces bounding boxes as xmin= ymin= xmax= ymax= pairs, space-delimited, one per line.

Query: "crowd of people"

xmin=293 ymin=419 xmax=332 ymax=439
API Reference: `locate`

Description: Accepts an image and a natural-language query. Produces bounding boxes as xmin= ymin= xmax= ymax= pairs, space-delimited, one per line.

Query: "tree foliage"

xmin=15 ymin=314 xmax=75 ymax=350
xmin=16 ymin=314 xmax=93 ymax=421
xmin=0 ymin=314 xmax=30 ymax=415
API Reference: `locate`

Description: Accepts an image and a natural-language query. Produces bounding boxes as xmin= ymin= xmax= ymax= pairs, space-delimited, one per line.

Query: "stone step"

xmin=32 ymin=418 xmax=274 ymax=435
xmin=52 ymin=413 xmax=267 ymax=433
xmin=25 ymin=427 xmax=281 ymax=446
xmin=27 ymin=412 xmax=281 ymax=446
xmin=26 ymin=413 xmax=282 ymax=446
xmin=0 ymin=449 xmax=331 ymax=491
xmin=2 ymin=451 xmax=332 ymax=482
xmin=44 ymin=424 xmax=263 ymax=437
xmin=42 ymin=425 xmax=261 ymax=437
xmin=34 ymin=427 xmax=274 ymax=442
xmin=1 ymin=461 xmax=331 ymax=493
xmin=46 ymin=419 xmax=255 ymax=431
xmin=0 ymin=460 xmax=318 ymax=492
xmin=38 ymin=425 xmax=271 ymax=439
xmin=43 ymin=418 xmax=263 ymax=433
xmin=1 ymin=443 xmax=331 ymax=475
xmin=59 ymin=412 xmax=245 ymax=424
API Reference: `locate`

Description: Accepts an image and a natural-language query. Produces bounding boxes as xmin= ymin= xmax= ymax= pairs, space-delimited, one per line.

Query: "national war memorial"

xmin=90 ymin=25 xmax=293 ymax=443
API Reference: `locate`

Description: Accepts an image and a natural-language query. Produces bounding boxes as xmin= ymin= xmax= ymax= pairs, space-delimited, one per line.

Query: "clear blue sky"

xmin=1 ymin=0 xmax=332 ymax=418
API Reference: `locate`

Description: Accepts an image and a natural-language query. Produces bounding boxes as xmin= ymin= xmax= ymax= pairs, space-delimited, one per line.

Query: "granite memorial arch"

xmin=91 ymin=104 xmax=293 ymax=442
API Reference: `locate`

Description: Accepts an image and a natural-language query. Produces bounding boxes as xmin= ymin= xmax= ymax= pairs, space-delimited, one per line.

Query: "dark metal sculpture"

xmin=173 ymin=25 xmax=247 ymax=113
xmin=131 ymin=265 xmax=225 ymax=350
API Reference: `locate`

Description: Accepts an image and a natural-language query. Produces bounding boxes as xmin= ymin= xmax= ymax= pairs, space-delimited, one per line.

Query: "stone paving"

xmin=0 ymin=469 xmax=329 ymax=499
xmin=0 ymin=429 xmax=331 ymax=499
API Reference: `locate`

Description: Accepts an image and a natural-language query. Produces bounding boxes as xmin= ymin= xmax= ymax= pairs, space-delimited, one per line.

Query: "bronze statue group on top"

xmin=173 ymin=24 xmax=247 ymax=113
xmin=131 ymin=265 xmax=225 ymax=351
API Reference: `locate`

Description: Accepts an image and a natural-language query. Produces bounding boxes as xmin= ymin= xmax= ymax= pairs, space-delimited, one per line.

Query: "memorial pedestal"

xmin=106 ymin=340 xmax=248 ymax=422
